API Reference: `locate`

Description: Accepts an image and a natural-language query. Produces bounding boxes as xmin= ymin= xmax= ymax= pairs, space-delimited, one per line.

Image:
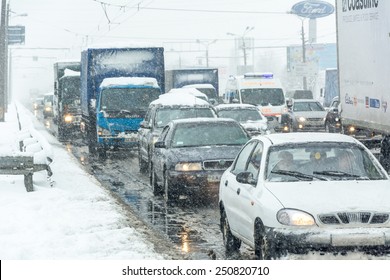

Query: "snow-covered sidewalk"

xmin=0 ymin=103 xmax=167 ymax=259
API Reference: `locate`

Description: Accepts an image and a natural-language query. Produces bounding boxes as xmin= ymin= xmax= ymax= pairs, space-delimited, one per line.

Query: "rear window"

xmin=155 ymin=107 xmax=215 ymax=128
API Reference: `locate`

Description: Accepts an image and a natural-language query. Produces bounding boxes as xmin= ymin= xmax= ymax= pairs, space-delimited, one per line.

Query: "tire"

xmin=221 ymin=209 xmax=241 ymax=256
xmin=138 ymin=150 xmax=148 ymax=173
xmin=97 ymin=147 xmax=107 ymax=160
xmin=164 ymin=169 xmax=178 ymax=203
xmin=150 ymin=164 xmax=162 ymax=196
xmin=254 ymin=221 xmax=277 ymax=260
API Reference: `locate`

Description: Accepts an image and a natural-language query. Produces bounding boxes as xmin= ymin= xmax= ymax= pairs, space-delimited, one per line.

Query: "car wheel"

xmin=150 ymin=164 xmax=162 ymax=196
xmin=164 ymin=169 xmax=178 ymax=203
xmin=138 ymin=150 xmax=148 ymax=173
xmin=254 ymin=220 xmax=277 ymax=260
xmin=221 ymin=209 xmax=241 ymax=256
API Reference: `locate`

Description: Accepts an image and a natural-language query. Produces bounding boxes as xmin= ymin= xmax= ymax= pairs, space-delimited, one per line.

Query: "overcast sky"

xmin=8 ymin=0 xmax=336 ymax=99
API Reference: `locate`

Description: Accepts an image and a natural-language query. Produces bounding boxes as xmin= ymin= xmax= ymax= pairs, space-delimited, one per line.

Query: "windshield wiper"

xmin=313 ymin=171 xmax=369 ymax=180
xmin=270 ymin=170 xmax=327 ymax=181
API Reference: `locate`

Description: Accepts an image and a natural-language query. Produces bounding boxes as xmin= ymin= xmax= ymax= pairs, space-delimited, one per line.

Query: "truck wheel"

xmin=97 ymin=147 xmax=107 ymax=159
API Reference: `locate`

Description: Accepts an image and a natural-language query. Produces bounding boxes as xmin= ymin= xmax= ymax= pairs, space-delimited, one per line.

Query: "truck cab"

xmin=95 ymin=77 xmax=161 ymax=157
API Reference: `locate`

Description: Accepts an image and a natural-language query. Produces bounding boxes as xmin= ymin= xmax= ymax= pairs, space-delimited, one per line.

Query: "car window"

xmin=231 ymin=141 xmax=257 ymax=175
xmin=293 ymin=101 xmax=325 ymax=112
xmin=171 ymin=122 xmax=249 ymax=148
xmin=265 ymin=142 xmax=387 ymax=182
xmin=246 ymin=142 xmax=263 ymax=180
xmin=217 ymin=109 xmax=263 ymax=122
xmin=155 ymin=107 xmax=215 ymax=128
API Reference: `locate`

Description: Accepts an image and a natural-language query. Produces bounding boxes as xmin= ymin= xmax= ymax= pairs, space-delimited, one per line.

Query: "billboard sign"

xmin=7 ymin=26 xmax=25 ymax=45
xmin=291 ymin=0 xmax=335 ymax=19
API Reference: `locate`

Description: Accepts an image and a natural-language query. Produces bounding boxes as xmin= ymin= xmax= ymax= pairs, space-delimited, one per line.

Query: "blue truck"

xmin=80 ymin=46 xmax=165 ymax=158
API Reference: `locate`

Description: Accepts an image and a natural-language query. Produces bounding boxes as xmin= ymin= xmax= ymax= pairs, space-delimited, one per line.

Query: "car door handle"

xmin=224 ymin=180 xmax=228 ymax=186
xmin=236 ymin=188 xmax=241 ymax=195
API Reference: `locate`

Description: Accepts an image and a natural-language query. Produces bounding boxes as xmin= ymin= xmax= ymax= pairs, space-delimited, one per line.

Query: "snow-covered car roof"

xmin=150 ymin=91 xmax=210 ymax=106
xmin=182 ymin=83 xmax=215 ymax=89
xmin=258 ymin=132 xmax=360 ymax=146
xmin=170 ymin=117 xmax=238 ymax=125
xmin=214 ymin=103 xmax=259 ymax=110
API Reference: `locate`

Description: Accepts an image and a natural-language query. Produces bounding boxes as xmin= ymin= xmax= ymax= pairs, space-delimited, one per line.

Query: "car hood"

xmin=294 ymin=111 xmax=327 ymax=118
xmin=169 ymin=145 xmax=242 ymax=162
xmin=265 ymin=180 xmax=390 ymax=213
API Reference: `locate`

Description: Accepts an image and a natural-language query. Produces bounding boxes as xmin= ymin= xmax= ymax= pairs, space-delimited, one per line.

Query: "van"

xmin=224 ymin=72 xmax=286 ymax=130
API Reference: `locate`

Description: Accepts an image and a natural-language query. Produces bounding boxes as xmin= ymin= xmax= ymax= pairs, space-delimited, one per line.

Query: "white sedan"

xmin=219 ymin=132 xmax=390 ymax=259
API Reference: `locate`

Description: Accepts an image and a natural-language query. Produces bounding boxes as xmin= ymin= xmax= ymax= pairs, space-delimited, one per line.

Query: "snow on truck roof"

xmin=63 ymin=69 xmax=80 ymax=77
xmin=99 ymin=77 xmax=159 ymax=88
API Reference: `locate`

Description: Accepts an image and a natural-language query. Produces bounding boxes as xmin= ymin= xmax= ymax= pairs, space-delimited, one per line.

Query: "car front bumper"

xmin=168 ymin=170 xmax=223 ymax=196
xmin=267 ymin=227 xmax=390 ymax=254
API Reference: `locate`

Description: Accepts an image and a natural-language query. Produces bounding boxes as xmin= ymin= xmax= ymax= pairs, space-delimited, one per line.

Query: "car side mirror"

xmin=154 ymin=141 xmax=166 ymax=149
xmin=140 ymin=121 xmax=150 ymax=129
xmin=236 ymin=171 xmax=257 ymax=185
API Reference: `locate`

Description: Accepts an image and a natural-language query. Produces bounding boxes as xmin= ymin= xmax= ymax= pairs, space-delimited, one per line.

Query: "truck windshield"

xmin=100 ymin=88 xmax=160 ymax=111
xmin=240 ymin=88 xmax=284 ymax=106
xmin=60 ymin=78 xmax=81 ymax=104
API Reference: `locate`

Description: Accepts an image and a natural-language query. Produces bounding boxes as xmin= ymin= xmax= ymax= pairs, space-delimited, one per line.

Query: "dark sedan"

xmin=150 ymin=118 xmax=250 ymax=202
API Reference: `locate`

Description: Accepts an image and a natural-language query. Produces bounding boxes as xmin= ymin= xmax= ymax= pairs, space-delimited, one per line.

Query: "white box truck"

xmin=336 ymin=0 xmax=390 ymax=168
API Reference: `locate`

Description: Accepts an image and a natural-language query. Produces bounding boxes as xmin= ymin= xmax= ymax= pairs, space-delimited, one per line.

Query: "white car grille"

xmin=319 ymin=212 xmax=389 ymax=225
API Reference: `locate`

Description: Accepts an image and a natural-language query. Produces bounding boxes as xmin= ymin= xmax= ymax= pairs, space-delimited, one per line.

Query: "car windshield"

xmin=293 ymin=101 xmax=325 ymax=112
xmin=171 ymin=122 xmax=249 ymax=148
xmin=155 ymin=107 xmax=215 ymax=128
xmin=100 ymin=88 xmax=160 ymax=111
xmin=217 ymin=109 xmax=263 ymax=122
xmin=196 ymin=87 xmax=218 ymax=100
xmin=266 ymin=142 xmax=387 ymax=182
xmin=240 ymin=88 xmax=285 ymax=106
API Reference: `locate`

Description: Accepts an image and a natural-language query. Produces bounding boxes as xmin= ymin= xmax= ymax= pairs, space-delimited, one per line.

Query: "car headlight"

xmin=97 ymin=127 xmax=111 ymax=136
xmin=335 ymin=117 xmax=340 ymax=122
xmin=45 ymin=106 xmax=52 ymax=112
xmin=277 ymin=209 xmax=316 ymax=226
xmin=297 ymin=116 xmax=306 ymax=122
xmin=175 ymin=162 xmax=202 ymax=171
xmin=64 ymin=114 xmax=73 ymax=123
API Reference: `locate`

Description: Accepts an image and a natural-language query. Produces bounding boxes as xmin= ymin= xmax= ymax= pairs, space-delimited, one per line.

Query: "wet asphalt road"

xmin=37 ymin=110 xmax=390 ymax=260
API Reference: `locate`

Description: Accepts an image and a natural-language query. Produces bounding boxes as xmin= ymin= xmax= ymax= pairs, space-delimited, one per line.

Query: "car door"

xmin=235 ymin=141 xmax=264 ymax=242
xmin=152 ymin=125 xmax=171 ymax=184
xmin=221 ymin=140 xmax=258 ymax=237
xmin=138 ymin=106 xmax=154 ymax=162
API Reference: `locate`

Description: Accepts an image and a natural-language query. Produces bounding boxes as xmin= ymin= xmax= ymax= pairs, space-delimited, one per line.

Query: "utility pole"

xmin=0 ymin=0 xmax=7 ymax=121
xmin=301 ymin=20 xmax=307 ymax=90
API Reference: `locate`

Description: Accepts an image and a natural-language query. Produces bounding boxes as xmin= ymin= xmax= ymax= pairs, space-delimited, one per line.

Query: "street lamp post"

xmin=227 ymin=26 xmax=255 ymax=67
xmin=0 ymin=0 xmax=7 ymax=121
xmin=196 ymin=39 xmax=217 ymax=67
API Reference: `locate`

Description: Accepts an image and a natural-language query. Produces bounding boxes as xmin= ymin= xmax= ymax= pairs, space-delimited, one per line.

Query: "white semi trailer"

xmin=336 ymin=0 xmax=390 ymax=168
